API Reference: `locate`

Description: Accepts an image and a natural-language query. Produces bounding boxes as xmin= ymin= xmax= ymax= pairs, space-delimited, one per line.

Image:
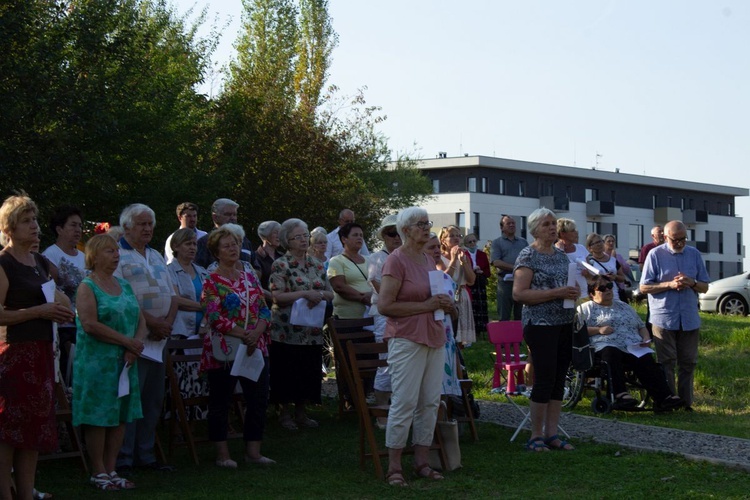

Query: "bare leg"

xmin=387 ymin=447 xmax=403 ymax=475
xmin=6 ymin=446 xmax=38 ymax=500
xmin=245 ymin=441 xmax=261 ymax=460
xmin=0 ymin=443 xmax=15 ymax=500
xmin=214 ymin=441 xmax=232 ymax=462
xmin=529 ymin=401 xmax=547 ymax=440
xmin=84 ymin=426 xmax=107 ymax=475
xmin=105 ymin=425 xmax=126 ymax=473
xmin=544 ymin=400 xmax=574 ymax=450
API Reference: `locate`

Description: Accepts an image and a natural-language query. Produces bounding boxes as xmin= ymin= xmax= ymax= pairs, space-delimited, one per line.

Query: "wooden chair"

xmin=447 ymin=350 xmax=479 ymax=441
xmin=163 ymin=337 xmax=244 ymax=464
xmin=346 ymin=341 xmax=447 ymax=479
xmin=37 ymin=373 xmax=88 ymax=472
xmin=326 ymin=317 xmax=375 ymax=417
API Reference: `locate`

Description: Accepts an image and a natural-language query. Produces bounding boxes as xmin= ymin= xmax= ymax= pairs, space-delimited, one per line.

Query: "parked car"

xmin=698 ymin=272 xmax=750 ymax=316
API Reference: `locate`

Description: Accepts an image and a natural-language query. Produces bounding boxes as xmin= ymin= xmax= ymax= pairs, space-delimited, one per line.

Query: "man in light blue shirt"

xmin=640 ymin=220 xmax=709 ymax=410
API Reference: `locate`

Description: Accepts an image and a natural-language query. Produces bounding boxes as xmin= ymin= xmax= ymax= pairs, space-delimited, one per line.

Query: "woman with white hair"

xmin=269 ymin=219 xmax=333 ymax=430
xmin=513 ymin=208 xmax=579 ymax=452
xmin=378 ymin=208 xmax=454 ymax=486
xmin=256 ymin=220 xmax=283 ymax=290
xmin=308 ymin=227 xmax=328 ymax=268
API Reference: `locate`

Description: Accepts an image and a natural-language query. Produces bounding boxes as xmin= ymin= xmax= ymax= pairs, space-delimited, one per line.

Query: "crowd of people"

xmin=0 ymin=192 xmax=709 ymax=494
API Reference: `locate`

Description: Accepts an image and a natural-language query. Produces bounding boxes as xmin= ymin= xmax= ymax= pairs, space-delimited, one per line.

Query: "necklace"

xmin=91 ymin=273 xmax=119 ymax=294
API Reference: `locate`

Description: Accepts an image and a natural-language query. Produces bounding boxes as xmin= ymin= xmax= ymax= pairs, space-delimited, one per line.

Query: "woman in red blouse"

xmin=201 ymin=226 xmax=273 ymax=468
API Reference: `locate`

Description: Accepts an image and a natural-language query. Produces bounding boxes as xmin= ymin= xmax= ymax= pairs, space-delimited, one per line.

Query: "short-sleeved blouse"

xmin=200 ymin=271 xmax=271 ymax=371
xmin=269 ymin=253 xmax=330 ymax=346
xmin=577 ymin=300 xmax=646 ymax=353
xmin=381 ymin=248 xmax=443 ymax=349
xmin=327 ymin=254 xmax=370 ymax=319
xmin=514 ymin=246 xmax=575 ymax=326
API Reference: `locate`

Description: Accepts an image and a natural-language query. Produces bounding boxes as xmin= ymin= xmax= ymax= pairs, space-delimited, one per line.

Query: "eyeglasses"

xmin=596 ymin=282 xmax=614 ymax=292
xmin=384 ymin=230 xmax=400 ymax=238
xmin=464 ymin=240 xmax=477 ymax=244
xmin=289 ymin=233 xmax=310 ymax=242
xmin=589 ymin=240 xmax=604 ymax=246
xmin=413 ymin=221 xmax=433 ymax=230
xmin=667 ymin=235 xmax=687 ymax=244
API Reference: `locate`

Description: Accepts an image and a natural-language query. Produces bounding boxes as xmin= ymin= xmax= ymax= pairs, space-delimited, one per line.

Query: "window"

xmin=455 ymin=212 xmax=466 ymax=229
xmin=566 ymin=186 xmax=572 ymax=200
xmin=719 ymin=261 xmax=724 ymax=279
xmin=585 ymin=188 xmax=598 ymax=202
xmin=481 ymin=177 xmax=488 ymax=193
xmin=738 ymin=232 xmax=742 ymax=256
xmin=467 ymin=177 xmax=477 ymax=192
xmin=728 ymin=203 xmax=733 ymax=216
xmin=518 ymin=181 xmax=525 ymax=197
xmin=629 ymin=224 xmax=643 ymax=252
xmin=432 ymin=179 xmax=440 ymax=194
xmin=688 ymin=229 xmax=695 ymax=242
xmin=518 ymin=216 xmax=528 ymax=239
xmin=611 ymin=190 xmax=616 ymax=203
xmin=667 ymin=196 xmax=673 ymax=208
xmin=587 ymin=221 xmax=600 ymax=235
xmin=719 ymin=232 xmax=724 ymax=253
xmin=499 ymin=179 xmax=506 ymax=195
xmin=472 ymin=212 xmax=480 ymax=238
xmin=652 ymin=195 xmax=658 ymax=209
xmin=681 ymin=197 xmax=686 ymax=210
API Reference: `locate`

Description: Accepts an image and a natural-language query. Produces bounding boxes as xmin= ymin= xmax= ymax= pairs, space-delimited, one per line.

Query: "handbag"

xmin=571 ymin=312 xmax=594 ymax=371
xmin=428 ymin=401 xmax=462 ymax=472
xmin=211 ymin=271 xmax=250 ymax=363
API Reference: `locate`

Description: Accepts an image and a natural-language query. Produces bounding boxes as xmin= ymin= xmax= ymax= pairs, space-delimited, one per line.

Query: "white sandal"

xmin=108 ymin=471 xmax=136 ymax=489
xmin=89 ymin=473 xmax=118 ymax=491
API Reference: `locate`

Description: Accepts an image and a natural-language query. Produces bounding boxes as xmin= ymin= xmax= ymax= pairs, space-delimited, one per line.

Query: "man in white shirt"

xmin=164 ymin=202 xmax=207 ymax=264
xmin=325 ymin=208 xmax=369 ymax=260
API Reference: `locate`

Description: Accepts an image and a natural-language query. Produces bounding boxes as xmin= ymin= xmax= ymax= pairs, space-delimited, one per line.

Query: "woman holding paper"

xmin=73 ymin=234 xmax=146 ymax=490
xmin=577 ymin=275 xmax=684 ymax=411
xmin=201 ymin=226 xmax=273 ymax=468
xmin=0 ymin=194 xmax=75 ymax=499
xmin=513 ymin=208 xmax=579 ymax=452
xmin=585 ymin=233 xmax=628 ymax=301
xmin=269 ymin=218 xmax=332 ymax=430
xmin=438 ymin=225 xmax=476 ymax=345
xmin=378 ymin=208 xmax=453 ymax=486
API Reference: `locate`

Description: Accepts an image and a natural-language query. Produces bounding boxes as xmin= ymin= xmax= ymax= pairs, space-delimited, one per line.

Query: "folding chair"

xmin=163 ymin=337 xmax=243 ymax=464
xmin=487 ymin=321 xmax=569 ymax=442
xmin=345 ymin=341 xmax=447 ymax=479
xmin=37 ymin=373 xmax=88 ymax=472
xmin=447 ymin=350 xmax=479 ymax=441
xmin=326 ymin=317 xmax=375 ymax=417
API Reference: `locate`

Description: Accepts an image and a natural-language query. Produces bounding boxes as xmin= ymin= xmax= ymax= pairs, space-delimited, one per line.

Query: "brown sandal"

xmin=414 ymin=463 xmax=444 ymax=480
xmin=386 ymin=470 xmax=409 ymax=486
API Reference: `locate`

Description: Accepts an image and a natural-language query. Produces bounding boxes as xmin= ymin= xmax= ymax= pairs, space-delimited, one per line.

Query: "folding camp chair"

xmin=326 ymin=316 xmax=375 ymax=417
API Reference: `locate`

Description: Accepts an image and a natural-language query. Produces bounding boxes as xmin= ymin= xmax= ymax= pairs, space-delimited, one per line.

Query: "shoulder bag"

xmin=428 ymin=401 xmax=462 ymax=471
xmin=211 ymin=272 xmax=250 ymax=363
xmin=571 ymin=312 xmax=594 ymax=371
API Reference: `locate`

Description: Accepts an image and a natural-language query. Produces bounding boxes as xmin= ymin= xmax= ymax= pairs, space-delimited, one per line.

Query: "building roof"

xmin=415 ymin=155 xmax=749 ymax=197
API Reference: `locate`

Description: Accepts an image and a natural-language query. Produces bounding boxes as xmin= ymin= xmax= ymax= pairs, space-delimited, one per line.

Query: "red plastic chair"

xmin=487 ymin=320 xmax=527 ymax=393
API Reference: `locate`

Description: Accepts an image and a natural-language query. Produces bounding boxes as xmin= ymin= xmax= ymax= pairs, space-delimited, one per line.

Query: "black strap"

xmin=342 ymin=254 xmax=368 ymax=281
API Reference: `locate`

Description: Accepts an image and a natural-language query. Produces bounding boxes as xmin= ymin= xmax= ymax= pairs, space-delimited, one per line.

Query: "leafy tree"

xmin=294 ymin=0 xmax=337 ymax=120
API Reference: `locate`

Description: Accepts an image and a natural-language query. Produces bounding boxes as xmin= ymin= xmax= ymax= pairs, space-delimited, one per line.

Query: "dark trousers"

xmin=598 ymin=347 xmax=672 ymax=403
xmin=207 ymin=360 xmax=269 ymax=442
xmin=523 ymin=323 xmax=572 ymax=403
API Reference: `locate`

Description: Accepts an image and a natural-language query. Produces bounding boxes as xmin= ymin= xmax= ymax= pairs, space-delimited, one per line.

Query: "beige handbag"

xmin=429 ymin=401 xmax=462 ymax=472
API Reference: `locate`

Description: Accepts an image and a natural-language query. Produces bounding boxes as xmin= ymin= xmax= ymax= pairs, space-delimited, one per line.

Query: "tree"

xmin=294 ymin=0 xmax=337 ymax=120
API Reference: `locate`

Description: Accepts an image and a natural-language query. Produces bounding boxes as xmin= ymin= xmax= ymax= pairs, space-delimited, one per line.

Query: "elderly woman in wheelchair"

xmin=576 ymin=276 xmax=685 ymax=412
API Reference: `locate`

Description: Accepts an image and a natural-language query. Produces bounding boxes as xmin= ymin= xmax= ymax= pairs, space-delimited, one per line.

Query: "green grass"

xmin=467 ymin=307 xmax=750 ymax=439
xmin=37 ymin=400 xmax=750 ymax=499
xmin=35 ymin=310 xmax=750 ymax=498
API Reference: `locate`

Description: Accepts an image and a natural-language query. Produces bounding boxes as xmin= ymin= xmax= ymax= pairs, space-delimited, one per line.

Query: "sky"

xmin=173 ymin=0 xmax=750 ymax=264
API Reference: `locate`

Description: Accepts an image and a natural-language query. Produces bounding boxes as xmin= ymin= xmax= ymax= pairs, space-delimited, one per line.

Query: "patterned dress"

xmin=73 ymin=277 xmax=143 ymax=426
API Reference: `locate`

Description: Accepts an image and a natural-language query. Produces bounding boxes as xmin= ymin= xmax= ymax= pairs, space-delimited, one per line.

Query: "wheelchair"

xmin=562 ymin=354 xmax=651 ymax=414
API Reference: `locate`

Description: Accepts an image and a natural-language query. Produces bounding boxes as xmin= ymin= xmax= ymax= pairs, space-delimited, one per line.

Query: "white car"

xmin=698 ymin=272 xmax=750 ymax=316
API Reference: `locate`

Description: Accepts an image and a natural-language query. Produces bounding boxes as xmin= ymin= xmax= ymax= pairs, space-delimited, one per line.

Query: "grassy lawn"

xmin=35 ymin=309 xmax=750 ymax=498
xmin=466 ymin=306 xmax=750 ymax=440
xmin=38 ymin=399 xmax=750 ymax=499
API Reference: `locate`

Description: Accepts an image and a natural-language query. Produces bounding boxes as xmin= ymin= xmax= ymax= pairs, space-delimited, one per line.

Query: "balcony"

xmin=654 ymin=206 xmax=682 ymax=224
xmin=586 ymin=200 xmax=615 ymax=217
xmin=682 ymin=209 xmax=708 ymax=225
xmin=539 ymin=196 xmax=569 ymax=212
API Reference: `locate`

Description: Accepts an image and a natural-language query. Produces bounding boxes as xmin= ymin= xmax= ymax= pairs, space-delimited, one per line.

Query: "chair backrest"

xmin=327 ymin=317 xmax=375 ymax=410
xmin=487 ymin=320 xmax=525 ymax=365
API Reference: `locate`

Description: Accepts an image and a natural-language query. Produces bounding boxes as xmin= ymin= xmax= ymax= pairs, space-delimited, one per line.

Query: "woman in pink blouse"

xmin=378 ymin=208 xmax=454 ymax=486
xmin=201 ymin=226 xmax=273 ymax=468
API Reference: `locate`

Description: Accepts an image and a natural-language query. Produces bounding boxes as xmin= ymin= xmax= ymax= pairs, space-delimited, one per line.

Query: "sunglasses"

xmin=596 ymin=282 xmax=614 ymax=292
xmin=384 ymin=230 xmax=399 ymax=238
